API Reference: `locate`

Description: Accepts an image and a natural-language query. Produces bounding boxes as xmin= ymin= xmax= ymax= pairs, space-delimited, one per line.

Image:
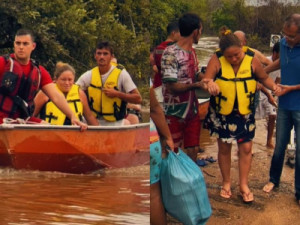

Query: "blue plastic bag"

xmin=160 ymin=148 xmax=212 ymax=225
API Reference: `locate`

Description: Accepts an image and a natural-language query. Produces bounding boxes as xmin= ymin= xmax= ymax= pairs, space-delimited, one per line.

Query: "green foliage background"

xmin=0 ymin=0 xmax=299 ymax=104
xmin=150 ymin=0 xmax=299 ymax=51
xmin=0 ymin=0 xmax=150 ymax=102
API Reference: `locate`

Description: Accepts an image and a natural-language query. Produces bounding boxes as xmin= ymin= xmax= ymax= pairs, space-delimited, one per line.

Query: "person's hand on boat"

xmin=103 ymin=87 xmax=119 ymax=98
xmin=71 ymin=116 xmax=88 ymax=131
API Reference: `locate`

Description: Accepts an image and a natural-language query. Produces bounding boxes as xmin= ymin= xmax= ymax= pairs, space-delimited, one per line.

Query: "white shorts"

xmin=154 ymin=86 xmax=163 ymax=103
xmin=255 ymin=91 xmax=277 ymax=120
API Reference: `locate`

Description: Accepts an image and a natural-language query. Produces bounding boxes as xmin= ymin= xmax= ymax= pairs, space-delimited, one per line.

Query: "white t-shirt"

xmin=76 ymin=65 xmax=137 ymax=93
xmin=76 ymin=65 xmax=137 ymax=125
xmin=255 ymin=56 xmax=280 ymax=119
xmin=267 ymin=56 xmax=280 ymax=82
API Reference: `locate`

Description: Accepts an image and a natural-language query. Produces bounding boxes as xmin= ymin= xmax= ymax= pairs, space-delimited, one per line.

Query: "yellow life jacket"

xmin=43 ymin=84 xmax=83 ymax=125
xmin=111 ymin=61 xmax=117 ymax=67
xmin=87 ymin=66 xmax=126 ymax=122
xmin=213 ymin=47 xmax=256 ymax=115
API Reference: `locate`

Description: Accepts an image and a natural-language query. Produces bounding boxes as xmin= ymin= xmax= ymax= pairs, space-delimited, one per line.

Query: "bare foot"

xmin=263 ymin=182 xmax=275 ymax=193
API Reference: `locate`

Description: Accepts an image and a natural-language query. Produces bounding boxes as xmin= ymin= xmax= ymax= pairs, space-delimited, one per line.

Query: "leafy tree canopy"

xmin=0 ymin=0 xmax=150 ymax=95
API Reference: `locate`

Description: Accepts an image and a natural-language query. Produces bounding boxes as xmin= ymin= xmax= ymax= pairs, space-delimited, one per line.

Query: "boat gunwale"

xmin=0 ymin=123 xmax=150 ymax=131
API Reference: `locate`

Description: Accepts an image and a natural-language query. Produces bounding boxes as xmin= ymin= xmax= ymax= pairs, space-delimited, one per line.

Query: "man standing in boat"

xmin=76 ymin=41 xmax=142 ymax=126
xmin=0 ymin=28 xmax=87 ymax=130
xmin=161 ymin=13 xmax=204 ymax=161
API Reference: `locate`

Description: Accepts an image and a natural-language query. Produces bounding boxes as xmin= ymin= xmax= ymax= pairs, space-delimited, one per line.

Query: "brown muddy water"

xmin=0 ymin=166 xmax=149 ymax=224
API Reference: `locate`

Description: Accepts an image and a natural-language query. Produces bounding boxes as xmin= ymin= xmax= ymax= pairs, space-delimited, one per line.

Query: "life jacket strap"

xmin=247 ymin=91 xmax=256 ymax=113
xmin=88 ymin=97 xmax=102 ymax=118
xmin=90 ymin=83 xmax=102 ymax=90
xmin=217 ymin=76 xmax=253 ymax=82
xmin=68 ymin=99 xmax=81 ymax=113
xmin=45 ymin=112 xmax=58 ymax=123
xmin=215 ymin=92 xmax=227 ymax=113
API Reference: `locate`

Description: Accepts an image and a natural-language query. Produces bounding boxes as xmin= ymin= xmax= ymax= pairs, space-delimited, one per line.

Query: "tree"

xmin=211 ymin=0 xmax=249 ymax=33
xmin=0 ymin=0 xmax=151 ymax=91
xmin=150 ymin=0 xmax=191 ymax=47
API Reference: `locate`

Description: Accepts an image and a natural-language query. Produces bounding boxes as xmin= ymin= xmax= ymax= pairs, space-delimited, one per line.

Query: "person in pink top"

xmin=153 ymin=20 xmax=181 ymax=105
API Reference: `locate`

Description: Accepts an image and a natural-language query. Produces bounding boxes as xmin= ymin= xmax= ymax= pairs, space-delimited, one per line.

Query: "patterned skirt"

xmin=203 ymin=105 xmax=256 ymax=144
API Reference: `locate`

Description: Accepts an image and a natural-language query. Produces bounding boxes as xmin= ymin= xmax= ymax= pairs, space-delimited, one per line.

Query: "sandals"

xmin=220 ymin=187 xmax=232 ymax=199
xmin=240 ymin=191 xmax=254 ymax=203
xmin=220 ymin=186 xmax=254 ymax=203
xmin=198 ymin=148 xmax=205 ymax=153
xmin=196 ymin=156 xmax=217 ymax=167
xmin=196 ymin=159 xmax=208 ymax=167
xmin=205 ymin=156 xmax=217 ymax=163
xmin=263 ymin=182 xmax=275 ymax=193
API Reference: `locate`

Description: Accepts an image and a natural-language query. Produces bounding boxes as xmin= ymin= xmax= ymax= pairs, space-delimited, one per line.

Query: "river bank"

xmin=167 ymin=119 xmax=299 ymax=225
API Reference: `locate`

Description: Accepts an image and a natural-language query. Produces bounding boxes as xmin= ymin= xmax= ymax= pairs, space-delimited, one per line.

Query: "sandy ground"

xmin=167 ymin=119 xmax=299 ymax=225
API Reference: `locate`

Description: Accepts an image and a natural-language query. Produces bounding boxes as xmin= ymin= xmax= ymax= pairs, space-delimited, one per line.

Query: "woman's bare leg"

xmin=150 ymin=182 xmax=167 ymax=225
xmin=218 ymin=139 xmax=232 ymax=196
xmin=238 ymin=141 xmax=254 ymax=202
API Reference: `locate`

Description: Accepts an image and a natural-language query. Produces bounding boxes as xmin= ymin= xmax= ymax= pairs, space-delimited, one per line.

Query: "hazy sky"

xmin=245 ymin=0 xmax=299 ymax=6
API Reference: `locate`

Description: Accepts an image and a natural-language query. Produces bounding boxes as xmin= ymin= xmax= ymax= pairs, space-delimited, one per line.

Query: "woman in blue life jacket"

xmin=202 ymin=27 xmax=281 ymax=203
xmin=33 ymin=62 xmax=99 ymax=125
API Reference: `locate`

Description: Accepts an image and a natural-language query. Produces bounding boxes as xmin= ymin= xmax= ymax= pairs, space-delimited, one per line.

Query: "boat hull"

xmin=0 ymin=123 xmax=149 ymax=174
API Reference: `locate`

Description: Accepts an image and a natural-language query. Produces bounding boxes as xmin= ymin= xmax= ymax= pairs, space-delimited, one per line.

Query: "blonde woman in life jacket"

xmin=33 ymin=62 xmax=99 ymax=126
xmin=202 ymin=28 xmax=281 ymax=203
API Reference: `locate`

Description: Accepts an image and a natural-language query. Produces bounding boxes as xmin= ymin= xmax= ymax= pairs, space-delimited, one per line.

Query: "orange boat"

xmin=0 ymin=123 xmax=149 ymax=174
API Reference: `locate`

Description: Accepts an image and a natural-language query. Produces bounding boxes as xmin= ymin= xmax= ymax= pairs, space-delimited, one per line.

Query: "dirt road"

xmin=167 ymin=119 xmax=299 ymax=225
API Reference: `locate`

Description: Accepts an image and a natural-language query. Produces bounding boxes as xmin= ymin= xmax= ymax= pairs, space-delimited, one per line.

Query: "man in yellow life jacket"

xmin=76 ymin=41 xmax=142 ymax=126
xmin=110 ymin=56 xmax=142 ymax=124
